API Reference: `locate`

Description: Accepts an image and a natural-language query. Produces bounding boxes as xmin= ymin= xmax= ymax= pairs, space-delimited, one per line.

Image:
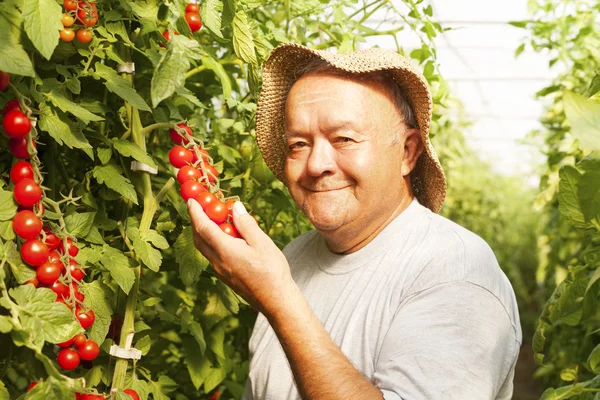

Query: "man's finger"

xmin=232 ymin=201 xmax=270 ymax=248
xmin=187 ymin=198 xmax=227 ymax=251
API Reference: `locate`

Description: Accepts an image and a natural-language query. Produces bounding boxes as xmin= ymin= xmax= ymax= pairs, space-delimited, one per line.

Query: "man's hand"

xmin=187 ymin=199 xmax=293 ymax=316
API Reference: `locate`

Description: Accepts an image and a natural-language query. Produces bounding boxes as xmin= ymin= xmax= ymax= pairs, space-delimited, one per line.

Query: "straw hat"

xmin=255 ymin=43 xmax=447 ymax=213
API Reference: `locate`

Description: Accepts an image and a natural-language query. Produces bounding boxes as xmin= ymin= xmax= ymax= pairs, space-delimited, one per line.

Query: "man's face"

xmin=284 ymin=72 xmax=414 ymax=234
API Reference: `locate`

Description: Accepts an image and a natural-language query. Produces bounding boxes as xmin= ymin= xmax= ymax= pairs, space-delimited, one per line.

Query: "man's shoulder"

xmin=281 ymin=229 xmax=320 ymax=259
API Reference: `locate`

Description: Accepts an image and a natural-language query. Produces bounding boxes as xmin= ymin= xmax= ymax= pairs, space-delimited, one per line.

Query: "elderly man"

xmin=188 ymin=43 xmax=522 ymax=400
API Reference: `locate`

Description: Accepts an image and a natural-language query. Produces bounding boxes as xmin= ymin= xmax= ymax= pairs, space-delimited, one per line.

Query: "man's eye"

xmin=337 ymin=137 xmax=354 ymax=143
xmin=289 ymin=142 xmax=307 ymax=150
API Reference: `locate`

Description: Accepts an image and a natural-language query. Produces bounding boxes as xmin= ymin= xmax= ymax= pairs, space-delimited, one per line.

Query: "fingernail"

xmin=187 ymin=199 xmax=195 ymax=209
xmin=233 ymin=201 xmax=247 ymax=216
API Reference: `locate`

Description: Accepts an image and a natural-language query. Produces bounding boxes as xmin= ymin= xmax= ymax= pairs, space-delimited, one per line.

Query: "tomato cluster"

xmin=59 ymin=0 xmax=97 ymax=43
xmin=168 ymin=124 xmax=240 ymax=238
xmin=56 ymin=333 xmax=99 ymax=371
xmin=185 ymin=1 xmax=202 ymax=33
xmin=27 ymin=380 xmax=139 ymax=400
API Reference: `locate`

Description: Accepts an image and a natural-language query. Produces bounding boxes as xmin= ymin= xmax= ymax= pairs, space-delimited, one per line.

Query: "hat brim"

xmin=256 ymin=43 xmax=447 ymax=213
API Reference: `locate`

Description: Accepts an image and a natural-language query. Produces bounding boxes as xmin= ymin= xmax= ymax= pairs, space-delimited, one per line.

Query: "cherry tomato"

xmin=47 ymin=250 xmax=61 ymax=263
xmin=55 ymin=297 xmax=72 ymax=310
xmin=3 ymin=110 xmax=31 ymax=138
xmin=79 ymin=394 xmax=105 ymax=400
xmin=225 ymin=198 xmax=236 ymax=220
xmin=77 ymin=339 xmax=99 ymax=360
xmin=180 ymin=180 xmax=206 ymax=201
xmin=9 ymin=137 xmax=34 ymax=159
xmin=51 ymin=281 xmax=70 ymax=298
xmin=219 ymin=223 xmax=240 ymax=238
xmin=3 ymin=99 xmax=21 ymax=116
xmin=0 ymin=71 xmax=9 ymax=91
xmin=73 ymin=333 xmax=87 ymax=347
xmin=58 ymin=335 xmax=75 ymax=347
xmin=191 ymin=146 xmax=209 ymax=163
xmin=177 ymin=165 xmax=201 ymax=185
xmin=63 ymin=0 xmax=78 ymax=11
xmin=200 ymin=164 xmax=218 ymax=183
xmin=194 ymin=191 xmax=217 ymax=210
xmin=71 ymin=284 xmax=84 ymax=302
xmin=76 ymin=307 xmax=95 ymax=329
xmin=18 ymin=202 xmax=45 ymax=216
xmin=77 ymin=29 xmax=93 ymax=43
xmin=70 ymin=260 xmax=85 ymax=281
xmin=185 ymin=3 xmax=200 ymax=13
xmin=57 ymin=348 xmax=80 ymax=370
xmin=185 ymin=12 xmax=202 ymax=32
xmin=169 ymin=123 xmax=192 ymax=145
xmin=21 ymin=239 xmax=49 ymax=267
xmin=60 ymin=28 xmax=75 ymax=42
xmin=25 ymin=277 xmax=39 ymax=287
xmin=61 ymin=13 xmax=74 ymax=27
xmin=123 ymin=389 xmax=140 ymax=400
xmin=37 ymin=261 xmax=62 ymax=285
xmin=43 ymin=227 xmax=61 ymax=251
xmin=169 ymin=146 xmax=193 ymax=168
xmin=59 ymin=237 xmax=79 ymax=257
xmin=77 ymin=2 xmax=98 ymax=27
xmin=10 ymin=161 xmax=34 ymax=184
xmin=27 ymin=382 xmax=38 ymax=391
xmin=13 ymin=178 xmax=42 ymax=207
xmin=205 ymin=201 xmax=228 ymax=224
xmin=160 ymin=30 xmax=179 ymax=47
xmin=12 ymin=210 xmax=42 ymax=239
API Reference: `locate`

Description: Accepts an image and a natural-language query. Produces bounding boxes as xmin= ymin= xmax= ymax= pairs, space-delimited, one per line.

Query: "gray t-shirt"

xmin=243 ymin=198 xmax=522 ymax=399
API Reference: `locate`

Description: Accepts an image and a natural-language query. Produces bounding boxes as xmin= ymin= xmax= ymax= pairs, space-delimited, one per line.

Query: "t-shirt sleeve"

xmin=372 ymin=281 xmax=519 ymax=400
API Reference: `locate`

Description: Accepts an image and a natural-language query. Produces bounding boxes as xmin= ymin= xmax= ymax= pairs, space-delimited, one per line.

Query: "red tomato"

xmin=10 ymin=161 xmax=34 ymax=184
xmin=70 ymin=260 xmax=85 ymax=281
xmin=9 ymin=137 xmax=34 ymax=159
xmin=18 ymin=202 xmax=44 ymax=216
xmin=43 ymin=227 xmax=61 ymax=251
xmin=185 ymin=12 xmax=202 ymax=32
xmin=77 ymin=339 xmax=99 ymax=360
xmin=77 ymin=29 xmax=93 ymax=43
xmin=51 ymin=281 xmax=69 ymax=299
xmin=37 ymin=261 xmax=62 ymax=285
xmin=57 ymin=348 xmax=80 ymax=370
xmin=123 ymin=389 xmax=140 ymax=400
xmin=169 ymin=123 xmax=192 ymax=145
xmin=58 ymin=336 xmax=75 ymax=347
xmin=12 ymin=210 xmax=42 ymax=239
xmin=200 ymin=164 xmax=218 ymax=183
xmin=47 ymin=250 xmax=61 ymax=263
xmin=55 ymin=297 xmax=72 ymax=310
xmin=177 ymin=165 xmax=201 ymax=184
xmin=194 ymin=191 xmax=217 ymax=210
xmin=59 ymin=237 xmax=79 ymax=257
xmin=3 ymin=99 xmax=21 ymax=116
xmin=61 ymin=13 xmax=75 ymax=27
xmin=73 ymin=333 xmax=87 ymax=347
xmin=76 ymin=307 xmax=95 ymax=329
xmin=13 ymin=178 xmax=42 ymax=207
xmin=77 ymin=2 xmax=98 ymax=27
xmin=205 ymin=201 xmax=228 ymax=224
xmin=27 ymin=382 xmax=38 ymax=391
xmin=21 ymin=239 xmax=49 ymax=267
xmin=225 ymin=198 xmax=236 ymax=217
xmin=63 ymin=0 xmax=77 ymax=11
xmin=219 ymin=223 xmax=240 ymax=238
xmin=79 ymin=394 xmax=105 ymax=400
xmin=160 ymin=30 xmax=178 ymax=47
xmin=0 ymin=71 xmax=9 ymax=91
xmin=185 ymin=3 xmax=200 ymax=13
xmin=71 ymin=284 xmax=85 ymax=302
xmin=60 ymin=28 xmax=75 ymax=42
xmin=169 ymin=146 xmax=193 ymax=168
xmin=191 ymin=146 xmax=210 ymax=164
xmin=25 ymin=277 xmax=39 ymax=287
xmin=3 ymin=110 xmax=31 ymax=138
xmin=180 ymin=180 xmax=206 ymax=201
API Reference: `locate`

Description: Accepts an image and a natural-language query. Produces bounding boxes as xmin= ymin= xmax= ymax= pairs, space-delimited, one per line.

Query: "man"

xmin=188 ymin=43 xmax=522 ymax=399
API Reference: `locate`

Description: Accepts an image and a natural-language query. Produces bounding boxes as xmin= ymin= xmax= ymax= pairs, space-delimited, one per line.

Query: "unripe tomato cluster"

xmin=59 ymin=0 xmax=97 ymax=43
xmin=168 ymin=124 xmax=240 ymax=238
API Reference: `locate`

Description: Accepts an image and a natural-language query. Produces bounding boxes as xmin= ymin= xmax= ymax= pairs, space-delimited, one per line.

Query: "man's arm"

xmin=188 ymin=199 xmax=382 ymax=400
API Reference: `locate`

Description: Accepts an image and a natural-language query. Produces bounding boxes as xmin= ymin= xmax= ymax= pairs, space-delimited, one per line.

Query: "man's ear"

xmin=401 ymin=128 xmax=424 ymax=177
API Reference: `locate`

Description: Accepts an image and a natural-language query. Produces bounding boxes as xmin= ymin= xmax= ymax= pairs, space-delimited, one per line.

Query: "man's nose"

xmin=306 ymin=140 xmax=336 ymax=177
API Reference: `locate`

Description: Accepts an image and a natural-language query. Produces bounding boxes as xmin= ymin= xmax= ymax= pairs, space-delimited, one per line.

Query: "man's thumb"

xmin=232 ymin=202 xmax=263 ymax=245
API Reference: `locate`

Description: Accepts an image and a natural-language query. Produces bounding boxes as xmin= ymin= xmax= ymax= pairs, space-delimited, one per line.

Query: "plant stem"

xmin=140 ymin=122 xmax=172 ymax=137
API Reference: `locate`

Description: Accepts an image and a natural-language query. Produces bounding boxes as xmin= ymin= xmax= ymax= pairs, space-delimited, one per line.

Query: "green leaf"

xmin=508 ymin=20 xmax=529 ymax=28
xmin=93 ymin=63 xmax=151 ymax=111
xmin=563 ymin=91 xmax=600 ymax=150
xmin=100 ymin=245 xmax=135 ymax=295
xmin=203 ymin=366 xmax=227 ymax=393
xmin=0 ymin=380 xmax=9 ymax=400
xmin=136 ymin=334 xmax=151 ymax=355
xmin=203 ymin=290 xmax=231 ymax=329
xmin=112 ymin=139 xmax=157 ymax=168
xmin=0 ymin=316 xmax=12 ymax=334
xmin=0 ymin=220 xmax=15 ymax=241
xmin=25 ymin=376 xmax=77 ymax=400
xmin=141 ymin=230 xmax=169 ymax=249
xmin=9 ymin=286 xmax=82 ymax=345
xmin=174 ymin=227 xmax=209 ymax=286
xmin=202 ymin=56 xmax=232 ymax=98
xmin=577 ymin=157 xmax=600 ymax=222
xmin=46 ymin=90 xmax=104 ymax=124
xmin=232 ymin=10 xmax=257 ymax=65
xmin=38 ymin=104 xmax=94 ymax=159
xmin=97 ymin=148 xmax=112 ymax=164
xmin=82 ymin=280 xmax=114 ymax=344
xmin=200 ymin=0 xmax=225 ymax=39
xmin=92 ymin=164 xmax=139 ymax=205
xmin=181 ymin=336 xmax=211 ymax=390
xmin=1 ymin=240 xmax=34 ymax=284
xmin=151 ymin=35 xmax=204 ymax=107
xmin=65 ymin=212 xmax=97 ymax=238
xmin=22 ymin=0 xmax=62 ymax=60
xmin=515 ymin=43 xmax=525 ymax=58
xmin=216 ymin=280 xmax=239 ymax=314
xmin=208 ymin=324 xmax=225 ymax=359
xmin=0 ymin=187 xmax=17 ymax=221
xmin=558 ymin=166 xmax=587 ymax=228
xmin=189 ymin=321 xmax=207 ymax=355
xmin=560 ymin=365 xmax=578 ymax=382
xmin=127 ymin=227 xmax=162 ymax=272
xmin=0 ymin=4 xmax=35 ymax=76
xmin=588 ymin=343 xmax=600 ymax=373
